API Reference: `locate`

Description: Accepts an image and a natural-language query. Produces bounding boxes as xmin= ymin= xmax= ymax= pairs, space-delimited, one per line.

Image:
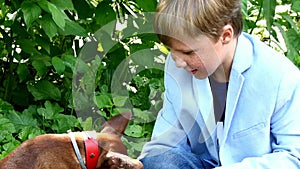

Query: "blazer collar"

xmin=231 ymin=33 xmax=253 ymax=75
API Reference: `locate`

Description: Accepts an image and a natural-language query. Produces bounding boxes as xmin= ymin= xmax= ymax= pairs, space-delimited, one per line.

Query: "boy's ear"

xmin=221 ymin=24 xmax=234 ymax=44
xmin=101 ymin=112 xmax=132 ymax=135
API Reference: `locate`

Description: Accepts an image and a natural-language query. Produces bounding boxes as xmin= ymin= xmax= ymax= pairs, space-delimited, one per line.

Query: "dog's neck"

xmin=68 ymin=130 xmax=99 ymax=169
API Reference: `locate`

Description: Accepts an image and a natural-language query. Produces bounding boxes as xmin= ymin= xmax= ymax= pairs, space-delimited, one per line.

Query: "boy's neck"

xmin=212 ymin=37 xmax=238 ymax=83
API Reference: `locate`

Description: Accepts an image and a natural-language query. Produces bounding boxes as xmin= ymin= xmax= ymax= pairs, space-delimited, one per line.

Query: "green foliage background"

xmin=0 ymin=0 xmax=299 ymax=159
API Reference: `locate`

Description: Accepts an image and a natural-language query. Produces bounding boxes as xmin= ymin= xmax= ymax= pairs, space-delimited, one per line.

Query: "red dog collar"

xmin=84 ymin=131 xmax=99 ymax=169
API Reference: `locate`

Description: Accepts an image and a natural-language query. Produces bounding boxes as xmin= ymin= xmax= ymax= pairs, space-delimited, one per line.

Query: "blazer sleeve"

xmin=216 ymin=67 xmax=300 ymax=169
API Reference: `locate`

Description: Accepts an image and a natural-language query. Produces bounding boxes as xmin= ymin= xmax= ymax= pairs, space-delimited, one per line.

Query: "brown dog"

xmin=0 ymin=112 xmax=143 ymax=169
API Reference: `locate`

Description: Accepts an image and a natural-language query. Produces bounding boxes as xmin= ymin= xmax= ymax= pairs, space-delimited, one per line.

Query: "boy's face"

xmin=169 ymin=35 xmax=228 ymax=80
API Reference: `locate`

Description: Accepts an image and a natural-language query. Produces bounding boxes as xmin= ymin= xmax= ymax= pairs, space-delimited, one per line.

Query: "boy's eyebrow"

xmin=173 ymin=48 xmax=199 ymax=53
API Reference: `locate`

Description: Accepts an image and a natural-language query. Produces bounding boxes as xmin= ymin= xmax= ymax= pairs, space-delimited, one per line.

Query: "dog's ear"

xmin=101 ymin=112 xmax=132 ymax=135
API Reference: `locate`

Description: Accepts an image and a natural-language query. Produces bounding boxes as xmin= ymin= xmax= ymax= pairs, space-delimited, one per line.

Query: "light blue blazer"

xmin=140 ymin=33 xmax=300 ymax=168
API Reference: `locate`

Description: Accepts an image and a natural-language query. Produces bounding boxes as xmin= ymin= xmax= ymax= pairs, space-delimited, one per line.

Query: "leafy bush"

xmin=243 ymin=0 xmax=300 ymax=64
xmin=0 ymin=0 xmax=299 ymax=159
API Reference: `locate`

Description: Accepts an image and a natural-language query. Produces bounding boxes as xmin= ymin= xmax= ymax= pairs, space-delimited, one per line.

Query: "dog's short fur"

xmin=0 ymin=112 xmax=143 ymax=169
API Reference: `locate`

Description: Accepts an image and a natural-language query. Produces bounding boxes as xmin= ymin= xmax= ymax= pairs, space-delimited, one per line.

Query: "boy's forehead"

xmin=168 ymin=35 xmax=212 ymax=49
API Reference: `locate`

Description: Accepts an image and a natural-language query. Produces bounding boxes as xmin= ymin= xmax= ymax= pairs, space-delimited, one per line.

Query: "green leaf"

xmin=0 ymin=115 xmax=16 ymax=135
xmin=131 ymin=49 xmax=155 ymax=67
xmin=95 ymin=1 xmax=116 ymax=27
xmin=37 ymin=107 xmax=54 ymax=120
xmin=73 ymin=0 xmax=94 ymax=19
xmin=18 ymin=39 xmax=39 ymax=54
xmin=113 ymin=96 xmax=128 ymax=107
xmin=286 ymin=29 xmax=300 ymax=59
xmin=47 ymin=1 xmax=67 ymax=30
xmin=274 ymin=22 xmax=300 ymax=61
xmin=6 ymin=110 xmax=38 ymax=131
xmin=0 ymin=98 xmax=14 ymax=114
xmin=80 ymin=117 xmax=93 ymax=131
xmin=1 ymin=139 xmax=20 ymax=159
xmin=38 ymin=0 xmax=51 ymax=13
xmin=263 ymin=0 xmax=276 ymax=32
xmin=27 ymin=80 xmax=61 ymax=101
xmin=135 ymin=0 xmax=157 ymax=12
xmin=45 ymin=101 xmax=64 ymax=114
xmin=17 ymin=64 xmax=30 ymax=82
xmin=132 ymin=108 xmax=156 ymax=123
xmin=59 ymin=20 xmax=88 ymax=37
xmin=38 ymin=14 xmax=58 ymax=40
xmin=52 ymin=56 xmax=65 ymax=75
xmin=122 ymin=137 xmax=147 ymax=158
xmin=73 ymin=92 xmax=92 ymax=111
xmin=95 ymin=94 xmax=113 ymax=108
xmin=241 ymin=0 xmax=248 ymax=18
xmin=30 ymin=54 xmax=52 ymax=77
xmin=281 ymin=14 xmax=299 ymax=33
xmin=35 ymin=35 xmax=51 ymax=54
xmin=37 ymin=101 xmax=64 ymax=120
xmin=52 ymin=114 xmax=79 ymax=133
xmin=62 ymin=54 xmax=77 ymax=71
xmin=21 ymin=1 xmax=42 ymax=28
xmin=292 ymin=0 xmax=300 ymax=12
xmin=18 ymin=126 xmax=44 ymax=141
xmin=32 ymin=60 xmax=49 ymax=77
xmin=51 ymin=0 xmax=74 ymax=10
xmin=125 ymin=124 xmax=143 ymax=137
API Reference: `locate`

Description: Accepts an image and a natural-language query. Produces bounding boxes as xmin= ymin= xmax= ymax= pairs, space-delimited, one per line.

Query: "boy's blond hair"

xmin=154 ymin=0 xmax=243 ymax=45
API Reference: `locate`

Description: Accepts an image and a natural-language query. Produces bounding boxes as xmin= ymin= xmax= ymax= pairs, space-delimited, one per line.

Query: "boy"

xmin=139 ymin=0 xmax=300 ymax=168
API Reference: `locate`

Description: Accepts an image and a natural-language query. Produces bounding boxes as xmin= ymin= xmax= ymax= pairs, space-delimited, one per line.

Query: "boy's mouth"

xmin=191 ymin=69 xmax=198 ymax=74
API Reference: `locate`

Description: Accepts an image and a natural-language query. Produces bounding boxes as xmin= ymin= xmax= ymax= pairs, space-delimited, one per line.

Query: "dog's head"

xmin=96 ymin=112 xmax=143 ymax=169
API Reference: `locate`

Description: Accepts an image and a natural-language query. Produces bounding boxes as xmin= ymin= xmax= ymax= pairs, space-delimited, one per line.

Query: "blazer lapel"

xmin=221 ymin=33 xmax=253 ymax=145
xmin=222 ymin=70 xmax=244 ymax=144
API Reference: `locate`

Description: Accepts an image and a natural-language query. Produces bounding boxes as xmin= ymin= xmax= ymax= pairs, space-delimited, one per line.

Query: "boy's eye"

xmin=182 ymin=51 xmax=194 ymax=55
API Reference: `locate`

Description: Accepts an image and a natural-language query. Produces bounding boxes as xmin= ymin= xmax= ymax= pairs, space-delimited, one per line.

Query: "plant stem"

xmin=250 ymin=4 xmax=263 ymax=34
xmin=3 ymin=29 xmax=14 ymax=102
